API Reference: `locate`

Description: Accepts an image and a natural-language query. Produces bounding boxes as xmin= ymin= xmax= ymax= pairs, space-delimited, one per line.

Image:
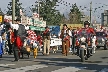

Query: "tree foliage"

xmin=61 ymin=14 xmax=68 ymax=24
xmin=68 ymin=3 xmax=82 ymax=24
xmin=7 ymin=0 xmax=23 ymax=17
xmin=31 ymin=0 xmax=63 ymax=25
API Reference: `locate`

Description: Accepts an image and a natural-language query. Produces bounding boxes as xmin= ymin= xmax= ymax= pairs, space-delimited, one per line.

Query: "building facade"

xmin=101 ymin=10 xmax=108 ymax=26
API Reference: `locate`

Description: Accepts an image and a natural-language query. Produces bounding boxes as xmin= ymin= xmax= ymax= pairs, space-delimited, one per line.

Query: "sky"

xmin=0 ymin=0 xmax=108 ymax=22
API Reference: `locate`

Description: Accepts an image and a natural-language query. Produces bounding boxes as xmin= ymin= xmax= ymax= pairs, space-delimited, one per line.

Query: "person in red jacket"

xmin=37 ymin=34 xmax=41 ymax=42
xmin=76 ymin=21 xmax=96 ymax=55
xmin=78 ymin=21 xmax=95 ymax=35
xmin=37 ymin=34 xmax=43 ymax=51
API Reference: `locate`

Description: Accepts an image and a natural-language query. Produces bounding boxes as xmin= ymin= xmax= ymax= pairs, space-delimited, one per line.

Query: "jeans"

xmin=2 ymin=40 xmax=6 ymax=54
xmin=2 ymin=40 xmax=6 ymax=49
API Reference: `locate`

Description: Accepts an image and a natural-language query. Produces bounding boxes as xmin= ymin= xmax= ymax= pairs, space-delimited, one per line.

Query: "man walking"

xmin=59 ymin=24 xmax=71 ymax=56
xmin=42 ymin=26 xmax=50 ymax=55
xmin=12 ymin=18 xmax=26 ymax=61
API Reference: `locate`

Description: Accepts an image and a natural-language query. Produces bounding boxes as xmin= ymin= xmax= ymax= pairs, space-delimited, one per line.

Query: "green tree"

xmin=61 ymin=14 xmax=68 ymax=24
xmin=7 ymin=0 xmax=23 ymax=17
xmin=69 ymin=3 xmax=82 ymax=24
xmin=31 ymin=0 xmax=63 ymax=25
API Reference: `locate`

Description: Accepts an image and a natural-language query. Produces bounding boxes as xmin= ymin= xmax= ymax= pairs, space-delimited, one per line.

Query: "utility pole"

xmin=12 ymin=0 xmax=15 ymax=24
xmin=90 ymin=1 xmax=92 ymax=27
xmin=38 ymin=0 xmax=40 ymax=15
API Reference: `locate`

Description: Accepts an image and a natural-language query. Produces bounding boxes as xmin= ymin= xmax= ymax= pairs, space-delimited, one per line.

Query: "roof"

xmin=0 ymin=8 xmax=4 ymax=15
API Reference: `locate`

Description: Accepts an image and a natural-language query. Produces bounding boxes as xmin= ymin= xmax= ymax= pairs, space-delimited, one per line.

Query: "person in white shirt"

xmin=25 ymin=24 xmax=29 ymax=31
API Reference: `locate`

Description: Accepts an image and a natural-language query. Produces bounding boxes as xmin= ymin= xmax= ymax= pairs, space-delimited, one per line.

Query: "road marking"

xmin=0 ymin=64 xmax=15 ymax=67
xmin=51 ymin=67 xmax=81 ymax=72
xmin=0 ymin=65 xmax=48 ymax=72
xmin=99 ymin=68 xmax=108 ymax=72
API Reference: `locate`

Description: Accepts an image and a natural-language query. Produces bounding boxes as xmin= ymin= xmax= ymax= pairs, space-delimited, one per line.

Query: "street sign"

xmin=34 ymin=18 xmax=46 ymax=27
xmin=28 ymin=18 xmax=33 ymax=25
xmin=41 ymin=21 xmax=46 ymax=27
xmin=0 ymin=16 xmax=2 ymax=22
xmin=36 ymin=20 xmax=42 ymax=24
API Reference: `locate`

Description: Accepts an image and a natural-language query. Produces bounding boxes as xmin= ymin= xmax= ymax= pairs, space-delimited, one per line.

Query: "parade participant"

xmin=2 ymin=32 xmax=6 ymax=54
xmin=0 ymin=23 xmax=6 ymax=54
xmin=27 ymin=30 xmax=37 ymax=58
xmin=13 ymin=18 xmax=26 ymax=61
xmin=59 ymin=24 xmax=71 ymax=56
xmin=8 ymin=28 xmax=14 ymax=55
xmin=37 ymin=34 xmax=43 ymax=51
xmin=42 ymin=26 xmax=50 ymax=55
xmin=68 ymin=28 xmax=72 ymax=53
xmin=4 ymin=22 xmax=13 ymax=54
xmin=9 ymin=27 xmax=15 ymax=55
xmin=0 ymin=26 xmax=3 ymax=58
xmin=78 ymin=21 xmax=95 ymax=34
xmin=77 ymin=21 xmax=96 ymax=55
xmin=0 ymin=36 xmax=3 ymax=58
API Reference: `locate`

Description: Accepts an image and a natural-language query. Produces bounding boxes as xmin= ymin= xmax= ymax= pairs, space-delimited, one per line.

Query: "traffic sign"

xmin=0 ymin=16 xmax=2 ymax=22
xmin=34 ymin=19 xmax=46 ymax=27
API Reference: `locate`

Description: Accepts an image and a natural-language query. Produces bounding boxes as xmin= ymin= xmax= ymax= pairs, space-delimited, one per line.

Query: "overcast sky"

xmin=0 ymin=0 xmax=108 ymax=22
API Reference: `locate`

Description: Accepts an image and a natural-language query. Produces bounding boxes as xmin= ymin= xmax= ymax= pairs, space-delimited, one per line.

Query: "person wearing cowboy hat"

xmin=58 ymin=24 xmax=72 ymax=56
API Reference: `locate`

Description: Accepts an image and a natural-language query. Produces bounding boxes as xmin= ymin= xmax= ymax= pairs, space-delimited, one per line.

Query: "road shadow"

xmin=85 ymin=61 xmax=102 ymax=63
xmin=0 ymin=59 xmax=13 ymax=62
xmin=0 ymin=66 xmax=16 ymax=71
xmin=1 ymin=55 xmax=14 ymax=58
xmin=37 ymin=56 xmax=103 ymax=63
xmin=101 ymin=57 xmax=108 ymax=59
xmin=34 ymin=57 xmax=107 ymax=72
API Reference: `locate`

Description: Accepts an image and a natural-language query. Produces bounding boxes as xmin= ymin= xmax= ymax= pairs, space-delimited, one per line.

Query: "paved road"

xmin=0 ymin=49 xmax=108 ymax=72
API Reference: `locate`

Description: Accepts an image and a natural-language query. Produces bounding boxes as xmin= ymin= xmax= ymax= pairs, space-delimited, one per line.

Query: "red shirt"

xmin=37 ymin=35 xmax=43 ymax=46
xmin=78 ymin=27 xmax=95 ymax=34
xmin=37 ymin=35 xmax=41 ymax=41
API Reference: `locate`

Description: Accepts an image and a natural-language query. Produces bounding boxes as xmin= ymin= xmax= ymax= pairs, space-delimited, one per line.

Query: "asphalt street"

xmin=0 ymin=48 xmax=108 ymax=72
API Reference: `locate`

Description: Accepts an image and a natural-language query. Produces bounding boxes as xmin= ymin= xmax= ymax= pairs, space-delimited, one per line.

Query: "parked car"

xmin=96 ymin=31 xmax=108 ymax=50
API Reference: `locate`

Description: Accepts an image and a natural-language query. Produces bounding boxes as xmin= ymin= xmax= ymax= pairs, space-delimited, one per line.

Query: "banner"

xmin=49 ymin=26 xmax=60 ymax=36
xmin=50 ymin=38 xmax=62 ymax=46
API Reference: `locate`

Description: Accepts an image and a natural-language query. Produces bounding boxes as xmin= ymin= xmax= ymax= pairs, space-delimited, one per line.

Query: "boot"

xmin=33 ymin=48 xmax=37 ymax=58
xmin=36 ymin=48 xmax=37 ymax=56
